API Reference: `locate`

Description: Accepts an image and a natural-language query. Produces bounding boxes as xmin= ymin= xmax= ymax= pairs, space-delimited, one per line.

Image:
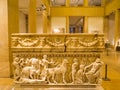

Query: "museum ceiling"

xmin=19 ymin=0 xmax=102 ymax=15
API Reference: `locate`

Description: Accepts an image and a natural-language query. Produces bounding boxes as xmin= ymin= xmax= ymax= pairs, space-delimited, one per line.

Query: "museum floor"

xmin=0 ymin=50 xmax=120 ymax=90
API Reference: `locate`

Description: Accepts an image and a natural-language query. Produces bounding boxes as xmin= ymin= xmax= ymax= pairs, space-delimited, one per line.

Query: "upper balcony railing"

xmin=50 ymin=0 xmax=103 ymax=7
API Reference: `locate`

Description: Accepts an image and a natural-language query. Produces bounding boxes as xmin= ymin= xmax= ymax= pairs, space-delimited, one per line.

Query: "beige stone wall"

xmin=51 ymin=17 xmax=66 ymax=33
xmin=0 ymin=0 xmax=10 ymax=77
xmin=88 ymin=17 xmax=104 ymax=34
xmin=37 ymin=15 xmax=43 ymax=33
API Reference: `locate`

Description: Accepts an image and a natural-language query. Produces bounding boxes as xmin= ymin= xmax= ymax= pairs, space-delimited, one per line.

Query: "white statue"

xmin=71 ymin=58 xmax=79 ymax=84
xmin=40 ymin=55 xmax=54 ymax=81
xmin=21 ymin=66 xmax=36 ymax=79
xmin=20 ymin=78 xmax=46 ymax=84
xmin=21 ymin=58 xmax=40 ymax=80
xmin=84 ymin=57 xmax=104 ymax=84
xmin=13 ymin=55 xmax=103 ymax=85
xmin=19 ymin=58 xmax=26 ymax=69
xmin=75 ymin=64 xmax=85 ymax=84
xmin=47 ymin=59 xmax=68 ymax=84
xmin=30 ymin=58 xmax=40 ymax=79
xmin=13 ymin=57 xmax=21 ymax=81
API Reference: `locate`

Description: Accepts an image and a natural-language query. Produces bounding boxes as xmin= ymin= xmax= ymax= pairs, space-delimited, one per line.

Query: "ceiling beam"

xmin=105 ymin=0 xmax=120 ymax=15
xmin=50 ymin=7 xmax=105 ymax=16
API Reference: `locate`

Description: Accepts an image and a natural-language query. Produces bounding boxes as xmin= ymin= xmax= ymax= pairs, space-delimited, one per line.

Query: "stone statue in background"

xmin=84 ymin=57 xmax=104 ymax=84
xmin=71 ymin=58 xmax=79 ymax=84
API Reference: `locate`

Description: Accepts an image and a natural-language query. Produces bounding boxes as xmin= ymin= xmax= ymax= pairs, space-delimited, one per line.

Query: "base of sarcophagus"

xmin=13 ymin=84 xmax=104 ymax=90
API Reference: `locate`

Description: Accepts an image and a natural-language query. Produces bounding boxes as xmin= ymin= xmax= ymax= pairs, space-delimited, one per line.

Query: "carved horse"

xmin=47 ymin=59 xmax=68 ymax=84
xmin=21 ymin=58 xmax=40 ymax=79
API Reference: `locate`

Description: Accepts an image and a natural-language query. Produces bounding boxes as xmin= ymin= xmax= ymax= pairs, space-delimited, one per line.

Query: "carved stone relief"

xmin=11 ymin=34 xmax=104 ymax=86
xmin=12 ymin=54 xmax=103 ymax=84
xmin=11 ymin=34 xmax=104 ymax=52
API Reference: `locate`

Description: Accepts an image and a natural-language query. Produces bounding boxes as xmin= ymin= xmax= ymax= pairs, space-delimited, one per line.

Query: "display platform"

xmin=13 ymin=84 xmax=104 ymax=90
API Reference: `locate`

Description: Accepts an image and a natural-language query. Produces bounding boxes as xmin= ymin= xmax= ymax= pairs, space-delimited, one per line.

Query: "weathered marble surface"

xmin=12 ymin=54 xmax=103 ymax=85
xmin=11 ymin=33 xmax=104 ymax=52
xmin=11 ymin=33 xmax=104 ymax=88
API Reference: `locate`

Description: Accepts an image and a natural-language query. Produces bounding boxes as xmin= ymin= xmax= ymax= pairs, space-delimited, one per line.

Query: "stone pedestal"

xmin=13 ymin=84 xmax=104 ymax=90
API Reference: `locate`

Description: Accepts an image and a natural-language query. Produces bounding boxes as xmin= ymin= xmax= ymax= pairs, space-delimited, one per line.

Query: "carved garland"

xmin=78 ymin=39 xmax=98 ymax=47
xmin=18 ymin=38 xmax=39 ymax=47
xmin=16 ymin=38 xmax=99 ymax=47
xmin=46 ymin=39 xmax=71 ymax=47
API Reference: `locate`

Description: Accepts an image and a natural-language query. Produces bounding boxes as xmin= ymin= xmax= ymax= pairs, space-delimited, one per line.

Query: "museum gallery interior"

xmin=0 ymin=0 xmax=120 ymax=90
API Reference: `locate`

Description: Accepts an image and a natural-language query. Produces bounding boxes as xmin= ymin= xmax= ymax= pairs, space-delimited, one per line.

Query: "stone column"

xmin=66 ymin=0 xmax=70 ymax=7
xmin=102 ymin=0 xmax=106 ymax=6
xmin=114 ymin=10 xmax=120 ymax=47
xmin=42 ymin=10 xmax=48 ymax=33
xmin=104 ymin=16 xmax=109 ymax=41
xmin=47 ymin=16 xmax=51 ymax=33
xmin=66 ymin=16 xmax=69 ymax=33
xmin=84 ymin=0 xmax=88 ymax=7
xmin=8 ymin=0 xmax=19 ymax=77
xmin=0 ymin=0 xmax=10 ymax=77
xmin=83 ymin=16 xmax=88 ymax=33
xmin=8 ymin=0 xmax=19 ymax=33
xmin=66 ymin=0 xmax=70 ymax=33
xmin=0 ymin=0 xmax=19 ymax=77
xmin=83 ymin=0 xmax=88 ymax=33
xmin=28 ymin=0 xmax=37 ymax=33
